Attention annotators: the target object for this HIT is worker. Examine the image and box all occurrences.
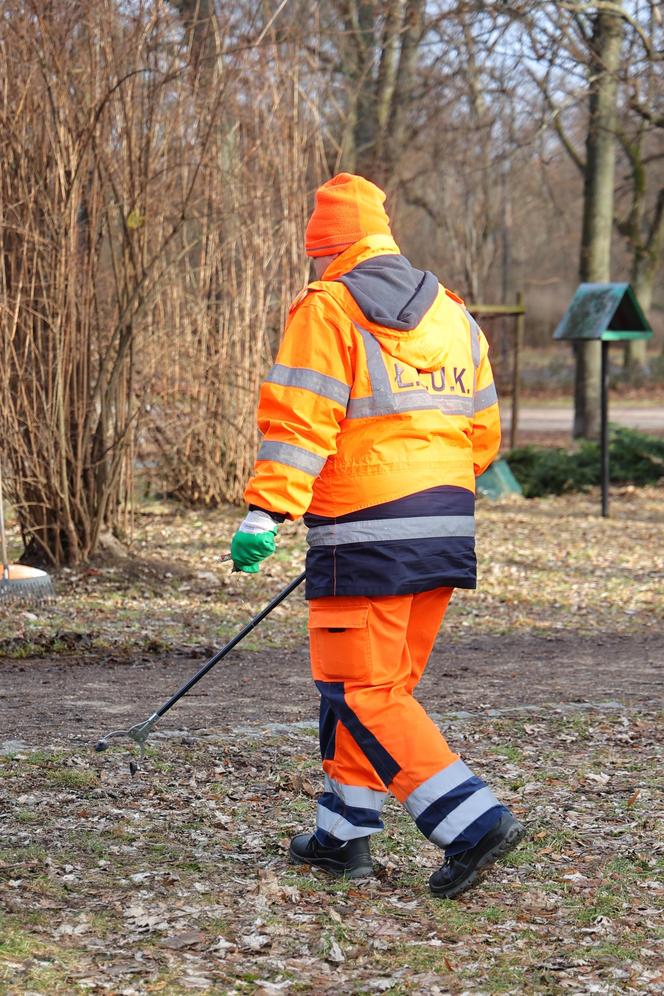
[230,173,525,898]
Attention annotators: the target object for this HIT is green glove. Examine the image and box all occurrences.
[230,511,278,573]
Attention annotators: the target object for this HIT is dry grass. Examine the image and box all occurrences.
[1,485,662,656]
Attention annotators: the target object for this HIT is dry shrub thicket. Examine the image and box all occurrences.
[0,1,318,564]
[148,58,313,506]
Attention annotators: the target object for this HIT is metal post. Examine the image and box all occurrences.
[601,341,610,517]
[510,291,524,450]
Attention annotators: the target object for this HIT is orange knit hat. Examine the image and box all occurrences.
[305,173,392,257]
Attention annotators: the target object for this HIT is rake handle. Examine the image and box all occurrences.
[154,570,306,720]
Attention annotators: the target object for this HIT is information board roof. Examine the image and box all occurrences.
[553,283,652,342]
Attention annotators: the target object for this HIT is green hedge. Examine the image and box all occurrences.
[506,426,664,498]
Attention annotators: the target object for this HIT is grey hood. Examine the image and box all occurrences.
[336,254,439,331]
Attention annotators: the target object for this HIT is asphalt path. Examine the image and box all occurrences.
[503,404,664,434]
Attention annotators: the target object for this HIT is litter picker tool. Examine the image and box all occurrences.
[0,461,54,605]
[95,569,306,775]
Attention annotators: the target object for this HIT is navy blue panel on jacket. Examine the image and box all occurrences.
[304,485,476,599]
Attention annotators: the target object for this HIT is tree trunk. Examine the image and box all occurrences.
[574,5,622,440]
[384,0,424,183]
[169,0,218,79]
[624,257,653,372]
[624,188,664,373]
[334,0,424,185]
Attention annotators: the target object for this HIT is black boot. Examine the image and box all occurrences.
[289,832,373,879]
[429,812,526,899]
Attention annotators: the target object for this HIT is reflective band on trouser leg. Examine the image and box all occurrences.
[310,589,511,853]
[309,590,460,842]
[400,588,509,854]
[404,760,508,855]
[315,774,388,847]
[315,650,388,846]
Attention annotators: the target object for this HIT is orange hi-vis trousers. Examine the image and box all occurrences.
[308,588,510,855]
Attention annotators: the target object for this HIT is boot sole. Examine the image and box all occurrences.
[430,820,527,899]
[288,845,373,880]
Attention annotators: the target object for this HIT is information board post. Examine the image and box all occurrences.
[553,283,652,517]
[601,341,609,518]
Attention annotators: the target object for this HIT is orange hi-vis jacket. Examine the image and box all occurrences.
[244,235,501,599]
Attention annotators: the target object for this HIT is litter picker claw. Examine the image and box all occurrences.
[94,569,306,775]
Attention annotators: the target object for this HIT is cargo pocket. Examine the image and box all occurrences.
[308,600,371,682]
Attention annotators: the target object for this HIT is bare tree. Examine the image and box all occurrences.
[575,3,623,438]
[395,7,528,304]
[514,0,662,433]
[0,0,171,563]
[322,0,426,185]
[615,3,664,373]
[143,1,320,506]
[0,0,320,563]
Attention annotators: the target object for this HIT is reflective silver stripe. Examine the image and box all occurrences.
[465,310,482,370]
[355,324,395,407]
[266,364,350,407]
[307,515,475,547]
[474,382,498,413]
[465,310,482,399]
[349,323,474,419]
[316,802,382,840]
[324,774,387,812]
[404,760,474,821]
[257,440,326,476]
[347,391,474,419]
[429,787,501,848]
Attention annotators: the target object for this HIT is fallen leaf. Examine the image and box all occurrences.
[239,932,272,951]
[326,939,345,964]
[159,930,205,950]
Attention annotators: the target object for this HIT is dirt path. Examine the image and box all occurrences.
[2,634,662,994]
[2,631,662,751]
